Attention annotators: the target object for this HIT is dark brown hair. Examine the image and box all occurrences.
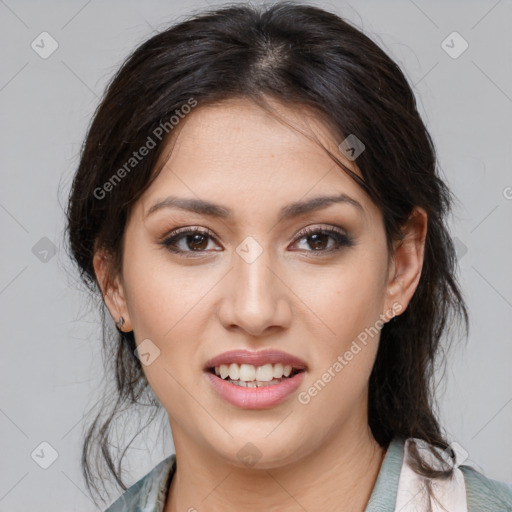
[64,1,468,506]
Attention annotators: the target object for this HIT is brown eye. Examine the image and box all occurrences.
[185,233,209,251]
[306,232,330,250]
[160,227,221,256]
[291,226,354,254]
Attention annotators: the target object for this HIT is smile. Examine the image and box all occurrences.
[204,348,307,408]
[212,362,299,385]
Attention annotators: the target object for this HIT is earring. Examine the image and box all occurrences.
[116,316,124,329]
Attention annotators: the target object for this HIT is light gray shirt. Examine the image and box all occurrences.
[104,437,512,511]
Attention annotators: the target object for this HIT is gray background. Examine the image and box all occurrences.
[1,0,511,510]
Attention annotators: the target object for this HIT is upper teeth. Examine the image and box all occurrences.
[215,363,293,381]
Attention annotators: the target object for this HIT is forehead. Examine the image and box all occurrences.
[134,97,375,222]
[158,97,354,173]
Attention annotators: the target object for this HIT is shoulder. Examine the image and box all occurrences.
[460,464,512,511]
[395,438,512,512]
[104,454,176,512]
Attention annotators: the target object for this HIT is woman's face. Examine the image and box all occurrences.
[95,97,420,469]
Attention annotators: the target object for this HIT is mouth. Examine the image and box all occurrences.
[203,349,307,409]
[207,363,305,388]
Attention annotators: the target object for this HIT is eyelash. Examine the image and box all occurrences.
[159,225,354,258]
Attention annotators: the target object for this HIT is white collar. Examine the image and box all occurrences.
[394,438,468,512]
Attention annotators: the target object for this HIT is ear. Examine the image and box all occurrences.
[92,248,133,332]
[384,206,428,318]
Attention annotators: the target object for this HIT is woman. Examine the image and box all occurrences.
[65,2,512,511]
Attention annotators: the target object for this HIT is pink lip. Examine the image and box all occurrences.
[206,370,306,409]
[204,349,308,409]
[204,348,307,370]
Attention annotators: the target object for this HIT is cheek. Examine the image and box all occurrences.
[296,245,388,390]
[305,250,388,335]
[122,246,208,338]
[296,270,384,429]
[120,250,210,412]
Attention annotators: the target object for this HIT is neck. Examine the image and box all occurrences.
[165,423,386,512]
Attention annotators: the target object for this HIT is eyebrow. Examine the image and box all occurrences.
[145,193,364,222]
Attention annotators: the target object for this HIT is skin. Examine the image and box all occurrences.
[94,97,427,512]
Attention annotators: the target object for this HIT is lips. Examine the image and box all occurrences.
[204,348,308,371]
[204,348,308,409]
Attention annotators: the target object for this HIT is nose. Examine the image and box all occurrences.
[216,241,292,337]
